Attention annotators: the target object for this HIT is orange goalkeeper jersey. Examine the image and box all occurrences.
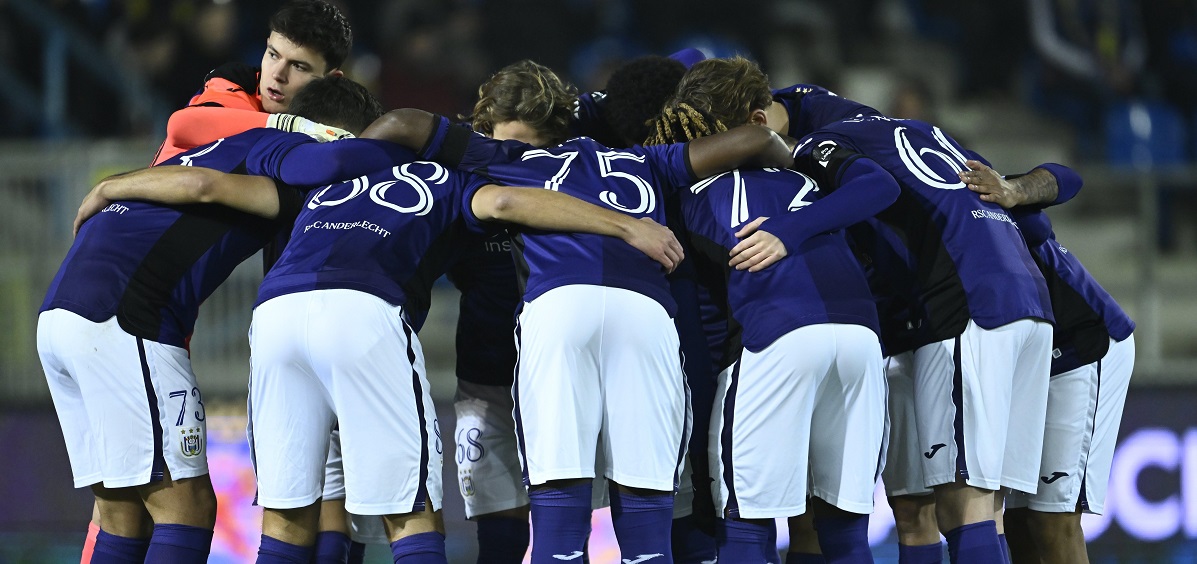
[151,77,269,165]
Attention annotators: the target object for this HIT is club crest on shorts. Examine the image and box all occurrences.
[459,469,475,497]
[179,427,204,458]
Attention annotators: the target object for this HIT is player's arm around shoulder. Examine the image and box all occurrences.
[686,124,794,178]
[360,108,441,154]
[75,166,281,235]
[470,184,684,273]
[959,160,1082,208]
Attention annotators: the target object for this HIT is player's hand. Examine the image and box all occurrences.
[625,217,684,274]
[266,113,355,142]
[730,216,787,272]
[203,61,259,94]
[960,160,1019,208]
[74,182,111,237]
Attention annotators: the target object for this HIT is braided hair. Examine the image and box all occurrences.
[644,102,728,146]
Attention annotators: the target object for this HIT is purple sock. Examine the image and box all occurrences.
[477,516,530,564]
[311,531,351,563]
[716,518,774,564]
[91,530,150,563]
[610,488,674,563]
[528,483,593,563]
[997,534,1010,564]
[813,513,873,563]
[897,542,943,564]
[390,531,447,563]
[945,521,1003,564]
[348,541,366,564]
[258,534,312,563]
[671,515,717,564]
[784,554,826,564]
[144,524,212,563]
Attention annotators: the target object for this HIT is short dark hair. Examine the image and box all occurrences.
[287,76,383,135]
[603,55,687,146]
[269,0,353,71]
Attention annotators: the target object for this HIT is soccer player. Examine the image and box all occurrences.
[575,51,731,563]
[451,54,709,563]
[43,76,409,564]
[441,61,575,562]
[361,78,793,563]
[151,0,354,165]
[960,162,1135,564]
[646,103,900,562]
[672,57,1070,564]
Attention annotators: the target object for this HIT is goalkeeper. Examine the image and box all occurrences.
[150,0,353,165]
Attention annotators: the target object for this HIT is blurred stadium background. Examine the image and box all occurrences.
[1,0,1196,561]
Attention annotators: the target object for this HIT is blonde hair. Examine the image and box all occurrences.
[645,102,728,146]
[469,60,578,145]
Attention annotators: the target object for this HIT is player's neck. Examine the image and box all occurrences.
[763,102,789,135]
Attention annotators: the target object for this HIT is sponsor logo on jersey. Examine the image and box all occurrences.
[924,443,947,459]
[553,551,585,560]
[816,141,838,167]
[179,427,204,458]
[1041,471,1069,484]
[484,238,513,253]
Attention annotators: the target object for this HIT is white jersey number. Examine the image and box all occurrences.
[894,126,970,190]
[596,151,655,214]
[522,149,657,214]
[306,161,448,216]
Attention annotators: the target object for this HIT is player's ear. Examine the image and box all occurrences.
[749,108,768,127]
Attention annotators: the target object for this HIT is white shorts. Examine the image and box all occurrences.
[711,323,886,519]
[348,512,389,545]
[880,352,932,497]
[323,427,346,500]
[1007,335,1135,514]
[319,428,393,545]
[514,285,690,492]
[248,289,442,515]
[914,318,1052,494]
[454,381,528,518]
[38,310,208,489]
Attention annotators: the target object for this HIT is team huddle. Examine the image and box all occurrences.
[36,2,1135,564]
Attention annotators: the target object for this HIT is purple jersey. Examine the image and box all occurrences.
[846,218,925,356]
[41,130,415,348]
[795,116,1053,340]
[680,167,880,356]
[421,116,695,316]
[771,83,880,138]
[255,158,491,330]
[1012,209,1134,374]
[446,232,520,386]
